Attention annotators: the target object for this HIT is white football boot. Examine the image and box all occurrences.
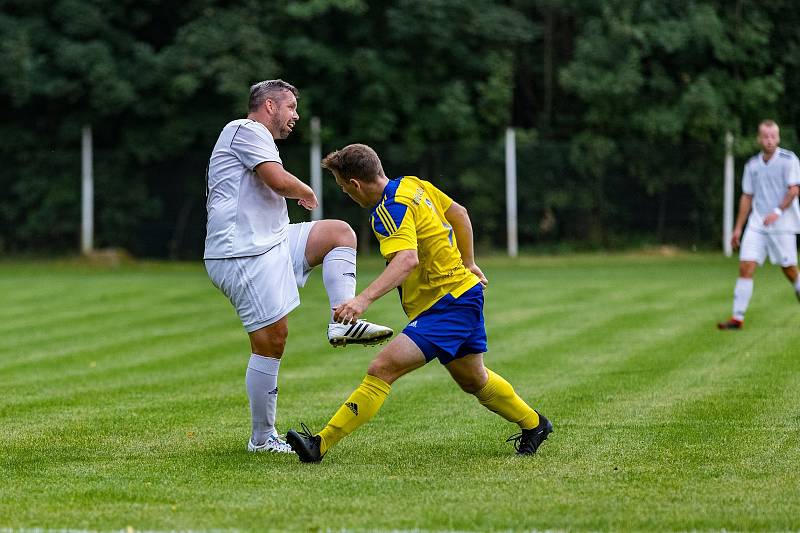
[247,433,294,454]
[327,320,394,347]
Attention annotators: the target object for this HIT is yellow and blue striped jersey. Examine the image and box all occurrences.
[371,176,480,320]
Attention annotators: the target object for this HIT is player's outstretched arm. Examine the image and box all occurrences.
[333,249,419,323]
[445,201,488,287]
[255,162,318,210]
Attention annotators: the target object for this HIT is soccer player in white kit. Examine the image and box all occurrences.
[204,80,393,452]
[717,120,800,330]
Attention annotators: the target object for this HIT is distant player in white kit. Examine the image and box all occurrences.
[204,80,393,452]
[718,120,800,330]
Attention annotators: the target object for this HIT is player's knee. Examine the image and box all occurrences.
[739,262,756,278]
[367,360,397,384]
[250,326,288,357]
[330,219,357,248]
[252,338,286,357]
[271,335,287,356]
[366,359,388,378]
[453,374,485,394]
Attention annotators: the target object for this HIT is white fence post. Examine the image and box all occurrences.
[81,125,94,254]
[310,117,323,221]
[505,127,518,258]
[723,131,734,257]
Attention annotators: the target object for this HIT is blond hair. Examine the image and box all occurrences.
[322,144,385,182]
[759,119,779,132]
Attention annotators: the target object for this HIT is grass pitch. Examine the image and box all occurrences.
[1,253,799,532]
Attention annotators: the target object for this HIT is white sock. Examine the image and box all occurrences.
[794,277,800,293]
[245,354,281,445]
[732,277,754,322]
[322,246,357,322]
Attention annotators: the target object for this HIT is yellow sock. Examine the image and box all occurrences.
[475,369,539,430]
[318,374,391,454]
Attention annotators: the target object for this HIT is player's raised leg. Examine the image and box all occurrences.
[301,220,393,346]
[445,353,552,455]
[286,334,426,462]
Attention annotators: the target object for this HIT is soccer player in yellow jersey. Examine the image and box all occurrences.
[287,143,552,462]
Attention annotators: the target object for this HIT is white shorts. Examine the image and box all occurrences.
[739,228,798,267]
[205,222,316,332]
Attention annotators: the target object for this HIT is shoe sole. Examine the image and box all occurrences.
[329,331,394,348]
[247,445,295,454]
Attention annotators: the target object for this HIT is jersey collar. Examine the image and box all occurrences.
[372,176,403,210]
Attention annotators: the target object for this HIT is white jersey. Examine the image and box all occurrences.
[742,148,800,234]
[204,119,289,259]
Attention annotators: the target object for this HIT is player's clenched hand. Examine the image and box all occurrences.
[333,295,369,324]
[466,263,488,288]
[298,191,318,211]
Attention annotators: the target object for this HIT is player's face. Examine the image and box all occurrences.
[334,173,368,207]
[268,93,299,140]
[758,125,780,154]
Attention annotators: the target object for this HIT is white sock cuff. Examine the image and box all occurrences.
[323,246,356,265]
[736,277,753,288]
[248,354,281,375]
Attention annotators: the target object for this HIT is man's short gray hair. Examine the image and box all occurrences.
[759,119,779,131]
[248,80,299,112]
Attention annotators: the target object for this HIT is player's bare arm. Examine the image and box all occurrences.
[444,201,488,287]
[763,185,800,226]
[255,161,318,210]
[333,249,419,323]
[731,193,753,249]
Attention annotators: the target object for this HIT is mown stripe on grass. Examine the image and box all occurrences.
[548,316,800,530]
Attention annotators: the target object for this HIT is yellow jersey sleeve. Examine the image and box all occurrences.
[372,197,418,258]
[421,179,454,213]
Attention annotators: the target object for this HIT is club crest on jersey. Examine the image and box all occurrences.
[412,188,424,205]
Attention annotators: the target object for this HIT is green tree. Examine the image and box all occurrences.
[3,0,800,255]
[559,0,793,244]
